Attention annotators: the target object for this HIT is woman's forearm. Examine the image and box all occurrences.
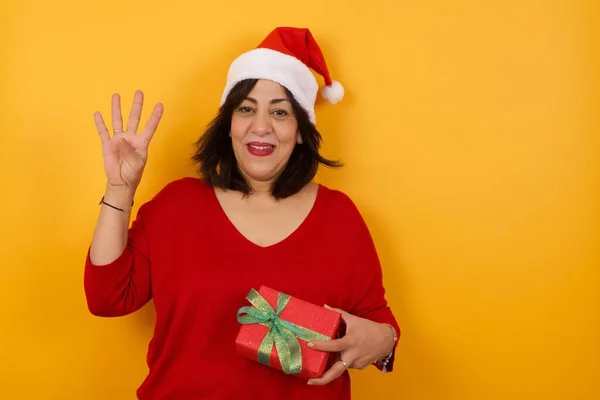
[89,185,135,265]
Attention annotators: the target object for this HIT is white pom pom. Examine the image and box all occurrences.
[321,80,344,104]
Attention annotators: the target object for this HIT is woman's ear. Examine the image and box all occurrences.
[296,131,303,144]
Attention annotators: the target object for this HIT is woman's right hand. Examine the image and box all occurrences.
[94,90,164,191]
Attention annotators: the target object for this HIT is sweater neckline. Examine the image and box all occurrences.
[207,182,325,251]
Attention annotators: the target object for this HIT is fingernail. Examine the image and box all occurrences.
[307,380,314,385]
[324,304,331,309]
[307,342,314,348]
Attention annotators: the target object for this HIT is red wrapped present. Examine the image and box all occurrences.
[235,285,342,379]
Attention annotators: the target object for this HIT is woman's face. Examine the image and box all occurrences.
[230,79,301,187]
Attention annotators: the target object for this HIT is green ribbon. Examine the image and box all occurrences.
[236,288,330,375]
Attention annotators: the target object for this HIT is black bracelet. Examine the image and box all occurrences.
[99,196,133,213]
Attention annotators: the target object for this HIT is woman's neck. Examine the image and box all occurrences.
[248,180,273,198]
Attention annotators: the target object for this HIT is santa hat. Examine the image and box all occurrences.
[220,27,344,124]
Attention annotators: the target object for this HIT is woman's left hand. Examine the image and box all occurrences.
[306,305,395,386]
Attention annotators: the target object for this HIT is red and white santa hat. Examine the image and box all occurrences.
[220,27,344,124]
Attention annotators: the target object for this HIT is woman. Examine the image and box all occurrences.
[85,27,399,400]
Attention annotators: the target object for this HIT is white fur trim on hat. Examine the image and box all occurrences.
[220,48,319,124]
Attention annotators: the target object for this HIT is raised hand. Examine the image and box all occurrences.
[94,90,163,190]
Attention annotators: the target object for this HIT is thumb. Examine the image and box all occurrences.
[324,304,352,321]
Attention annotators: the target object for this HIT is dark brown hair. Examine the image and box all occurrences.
[192,79,342,199]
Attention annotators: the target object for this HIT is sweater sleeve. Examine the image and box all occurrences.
[83,200,153,317]
[340,194,401,373]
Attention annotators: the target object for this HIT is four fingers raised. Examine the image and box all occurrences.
[95,90,163,143]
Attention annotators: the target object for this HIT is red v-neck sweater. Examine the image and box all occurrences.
[84,177,399,400]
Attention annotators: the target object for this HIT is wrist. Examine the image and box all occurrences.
[105,183,135,198]
[103,185,135,210]
[379,323,397,358]
[374,323,397,373]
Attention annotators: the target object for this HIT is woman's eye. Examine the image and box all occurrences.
[273,109,289,116]
[238,106,253,113]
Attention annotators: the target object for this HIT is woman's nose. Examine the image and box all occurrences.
[250,111,272,135]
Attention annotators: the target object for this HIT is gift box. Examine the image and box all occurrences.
[235,285,342,379]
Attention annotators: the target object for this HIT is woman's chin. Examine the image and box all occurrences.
[241,167,280,185]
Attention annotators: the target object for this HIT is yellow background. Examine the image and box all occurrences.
[1,1,598,399]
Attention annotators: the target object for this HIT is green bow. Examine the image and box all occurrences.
[237,288,330,375]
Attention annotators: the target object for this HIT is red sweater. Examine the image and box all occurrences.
[84,177,399,399]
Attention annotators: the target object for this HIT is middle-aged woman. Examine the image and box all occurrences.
[84,26,400,400]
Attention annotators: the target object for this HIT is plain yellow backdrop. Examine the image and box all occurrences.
[1,1,598,399]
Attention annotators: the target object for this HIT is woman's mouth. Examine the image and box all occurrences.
[247,142,275,156]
